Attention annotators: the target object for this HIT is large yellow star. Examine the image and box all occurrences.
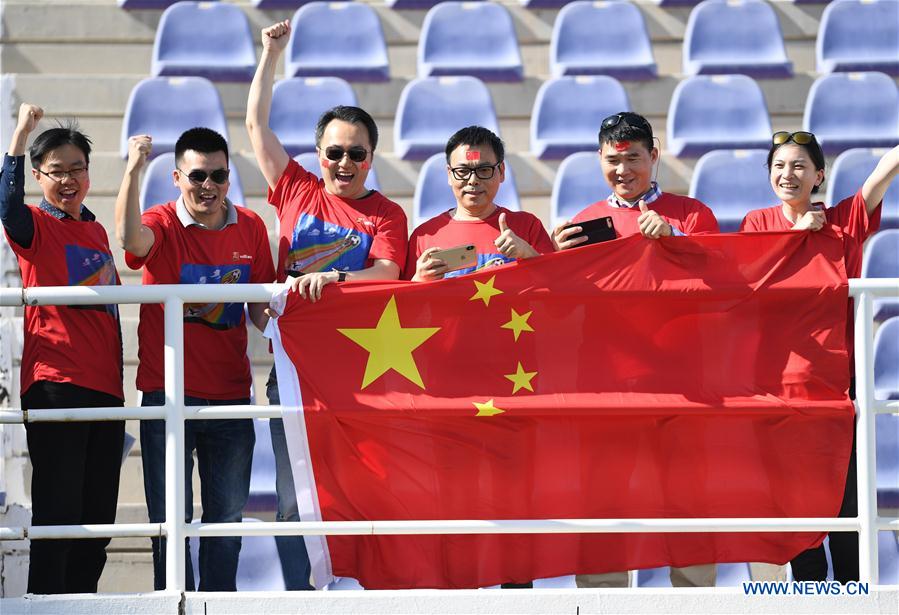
[501,308,534,341]
[473,399,505,417]
[470,275,504,307]
[338,295,440,389]
[505,362,537,394]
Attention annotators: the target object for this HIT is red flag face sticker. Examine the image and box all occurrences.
[614,141,631,152]
[465,150,481,162]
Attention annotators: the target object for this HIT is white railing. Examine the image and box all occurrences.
[0,280,897,590]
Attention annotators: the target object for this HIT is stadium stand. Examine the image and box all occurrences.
[828,148,899,228]
[549,1,657,79]
[285,2,389,82]
[549,151,607,228]
[394,76,499,160]
[292,152,382,192]
[667,75,772,157]
[412,152,521,227]
[530,76,630,160]
[862,229,899,322]
[269,77,358,157]
[151,1,256,82]
[418,2,523,81]
[816,0,899,75]
[120,76,229,159]
[139,152,247,213]
[688,149,773,232]
[118,0,181,8]
[683,0,792,77]
[253,0,336,7]
[803,71,899,155]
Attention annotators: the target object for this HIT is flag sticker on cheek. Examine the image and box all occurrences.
[614,141,631,152]
[321,159,331,168]
[360,161,370,170]
[465,150,480,162]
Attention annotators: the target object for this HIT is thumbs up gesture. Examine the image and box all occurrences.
[636,199,673,239]
[495,211,540,260]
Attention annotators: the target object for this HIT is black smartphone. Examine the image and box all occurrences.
[564,216,616,245]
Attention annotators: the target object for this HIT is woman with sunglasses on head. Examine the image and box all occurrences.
[740,133,899,583]
[0,103,125,594]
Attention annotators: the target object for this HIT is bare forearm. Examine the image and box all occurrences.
[114,168,151,256]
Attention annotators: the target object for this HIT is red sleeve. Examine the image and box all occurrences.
[739,211,761,232]
[682,199,720,235]
[249,212,276,283]
[368,201,409,270]
[267,158,320,216]
[829,189,881,248]
[124,205,168,270]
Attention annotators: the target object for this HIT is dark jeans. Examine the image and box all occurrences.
[140,391,254,591]
[22,381,124,594]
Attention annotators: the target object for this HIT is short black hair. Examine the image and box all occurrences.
[175,127,229,163]
[444,126,505,164]
[766,133,826,194]
[315,106,379,152]
[29,122,92,169]
[598,111,654,153]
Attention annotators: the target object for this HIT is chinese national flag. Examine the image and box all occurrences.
[270,232,854,589]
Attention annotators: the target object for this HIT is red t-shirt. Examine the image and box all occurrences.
[268,159,408,281]
[740,189,882,362]
[572,192,720,237]
[125,202,276,400]
[7,205,123,400]
[404,206,554,279]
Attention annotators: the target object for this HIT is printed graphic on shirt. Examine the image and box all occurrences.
[286,213,373,275]
[65,244,118,315]
[179,263,249,330]
[445,253,512,278]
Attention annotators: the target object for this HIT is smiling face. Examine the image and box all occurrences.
[769,143,825,210]
[599,139,658,202]
[32,143,90,216]
[318,119,372,200]
[446,143,504,220]
[173,149,230,227]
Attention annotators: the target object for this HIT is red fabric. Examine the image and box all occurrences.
[7,205,123,400]
[269,159,408,281]
[125,203,275,399]
[275,231,854,589]
[404,207,554,279]
[572,192,720,236]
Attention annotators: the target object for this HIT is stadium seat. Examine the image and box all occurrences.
[550,151,607,228]
[689,149,774,232]
[862,229,899,322]
[394,76,499,160]
[827,148,899,229]
[817,0,899,75]
[120,77,228,159]
[140,152,247,212]
[550,1,656,79]
[418,2,523,81]
[874,317,899,509]
[667,75,772,157]
[151,2,255,81]
[412,152,521,227]
[286,2,389,81]
[292,152,381,192]
[683,0,792,77]
[270,77,358,157]
[803,72,899,155]
[530,76,630,159]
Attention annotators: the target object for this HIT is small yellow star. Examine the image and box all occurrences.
[504,362,537,394]
[338,295,440,389]
[501,308,534,341]
[470,275,504,307]
[473,399,505,417]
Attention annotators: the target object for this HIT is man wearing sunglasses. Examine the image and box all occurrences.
[247,20,409,590]
[552,112,720,589]
[115,127,275,591]
[406,125,552,282]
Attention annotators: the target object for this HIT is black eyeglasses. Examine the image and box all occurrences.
[322,146,368,163]
[772,131,816,146]
[600,113,653,135]
[178,167,230,185]
[37,167,88,182]
[449,162,501,181]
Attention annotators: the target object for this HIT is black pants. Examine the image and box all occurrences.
[22,381,125,594]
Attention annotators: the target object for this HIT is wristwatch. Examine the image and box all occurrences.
[333,268,347,283]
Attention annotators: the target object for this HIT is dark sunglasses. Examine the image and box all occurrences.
[772,131,816,146]
[323,146,368,163]
[178,167,230,185]
[601,112,653,135]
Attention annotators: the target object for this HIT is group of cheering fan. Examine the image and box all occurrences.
[2,18,898,594]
